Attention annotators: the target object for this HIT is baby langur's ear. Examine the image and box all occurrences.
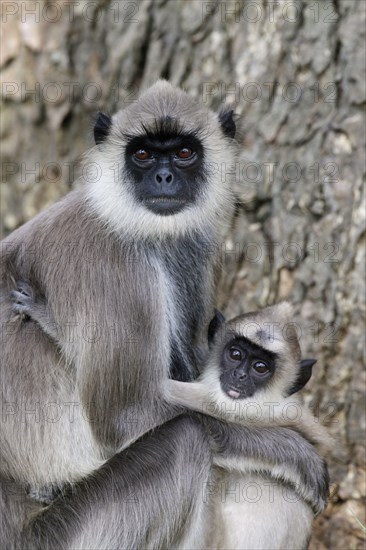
[287,359,317,396]
[218,109,236,139]
[208,309,226,348]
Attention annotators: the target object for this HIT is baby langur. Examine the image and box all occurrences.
[164,302,331,550]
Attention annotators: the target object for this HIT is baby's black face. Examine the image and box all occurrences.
[219,336,276,399]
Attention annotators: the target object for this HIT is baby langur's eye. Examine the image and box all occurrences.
[252,361,270,374]
[134,149,152,161]
[229,347,242,361]
[176,147,193,159]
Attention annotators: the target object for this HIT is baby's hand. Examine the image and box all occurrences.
[163,379,188,403]
[163,378,212,414]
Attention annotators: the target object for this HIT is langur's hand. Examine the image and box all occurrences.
[10,280,38,320]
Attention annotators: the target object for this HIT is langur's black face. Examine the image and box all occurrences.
[124,131,205,216]
[92,84,236,237]
[219,336,276,399]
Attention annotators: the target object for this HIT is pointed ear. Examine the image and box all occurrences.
[208,309,226,348]
[94,112,112,144]
[287,359,317,396]
[218,109,236,139]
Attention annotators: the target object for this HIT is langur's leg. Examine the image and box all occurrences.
[18,415,212,550]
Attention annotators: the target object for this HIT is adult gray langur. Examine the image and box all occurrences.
[0,81,328,549]
[165,303,331,549]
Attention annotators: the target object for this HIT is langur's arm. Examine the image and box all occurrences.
[164,379,213,412]
[288,410,333,455]
[9,275,179,447]
[200,415,329,516]
[19,416,212,550]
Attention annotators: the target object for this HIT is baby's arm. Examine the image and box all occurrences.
[163,379,212,413]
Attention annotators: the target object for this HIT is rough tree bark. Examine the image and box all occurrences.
[1,1,365,548]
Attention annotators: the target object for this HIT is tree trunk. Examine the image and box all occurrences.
[1,1,365,547]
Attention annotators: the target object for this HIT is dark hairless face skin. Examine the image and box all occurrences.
[219,336,276,399]
[124,132,205,216]
[208,309,317,399]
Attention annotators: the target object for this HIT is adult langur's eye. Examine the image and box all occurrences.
[176,147,193,159]
[134,149,152,161]
[252,361,269,374]
[229,347,242,361]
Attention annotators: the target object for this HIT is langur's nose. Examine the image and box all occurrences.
[233,367,247,380]
[155,170,174,185]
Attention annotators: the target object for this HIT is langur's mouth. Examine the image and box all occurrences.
[226,387,241,399]
[221,382,251,400]
[143,197,188,215]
